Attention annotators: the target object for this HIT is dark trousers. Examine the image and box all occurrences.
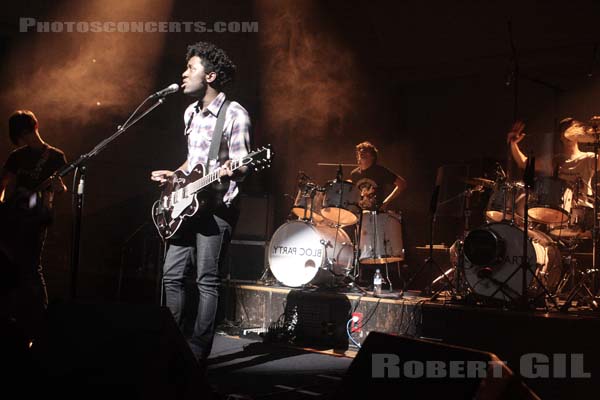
[1,222,48,342]
[162,212,233,361]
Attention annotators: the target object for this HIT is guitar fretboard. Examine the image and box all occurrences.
[187,158,243,194]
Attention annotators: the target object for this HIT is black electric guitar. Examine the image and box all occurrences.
[151,145,272,240]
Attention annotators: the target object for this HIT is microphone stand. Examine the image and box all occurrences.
[65,95,168,301]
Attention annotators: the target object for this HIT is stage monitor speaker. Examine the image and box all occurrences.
[333,332,539,400]
[224,240,267,281]
[24,303,215,400]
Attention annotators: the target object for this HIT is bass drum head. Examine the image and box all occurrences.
[463,222,541,301]
[268,220,353,287]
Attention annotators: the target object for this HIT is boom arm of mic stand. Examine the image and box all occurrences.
[67,97,166,301]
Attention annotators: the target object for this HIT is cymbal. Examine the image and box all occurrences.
[564,126,599,143]
[463,177,495,188]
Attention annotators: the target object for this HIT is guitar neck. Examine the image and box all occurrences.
[188,158,244,194]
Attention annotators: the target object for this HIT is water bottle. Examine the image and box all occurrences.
[373,269,382,296]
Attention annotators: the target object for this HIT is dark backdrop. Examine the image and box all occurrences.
[0,0,599,301]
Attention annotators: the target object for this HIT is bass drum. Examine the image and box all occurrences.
[268,220,354,287]
[462,222,562,302]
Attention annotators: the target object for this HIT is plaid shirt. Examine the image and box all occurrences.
[184,92,251,205]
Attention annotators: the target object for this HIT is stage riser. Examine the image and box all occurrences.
[222,283,600,399]
[222,283,422,349]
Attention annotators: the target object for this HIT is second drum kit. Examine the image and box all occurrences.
[456,166,596,306]
[268,169,405,289]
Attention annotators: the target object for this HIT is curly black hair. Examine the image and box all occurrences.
[186,42,236,89]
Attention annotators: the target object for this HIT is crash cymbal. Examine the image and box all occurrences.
[463,177,495,188]
[564,125,599,143]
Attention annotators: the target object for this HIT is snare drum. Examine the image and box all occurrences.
[321,180,360,226]
[268,220,354,287]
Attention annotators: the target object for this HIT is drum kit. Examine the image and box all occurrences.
[268,166,405,290]
[439,117,600,310]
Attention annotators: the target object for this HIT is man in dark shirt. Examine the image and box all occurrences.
[350,141,406,211]
[0,110,67,341]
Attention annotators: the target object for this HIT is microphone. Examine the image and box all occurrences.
[149,83,179,98]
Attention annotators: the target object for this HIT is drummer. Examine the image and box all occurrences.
[350,141,406,212]
[507,118,596,208]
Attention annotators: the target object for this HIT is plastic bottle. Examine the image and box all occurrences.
[373,269,382,296]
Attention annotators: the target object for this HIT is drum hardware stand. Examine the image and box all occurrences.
[347,210,365,286]
[489,155,559,310]
[591,117,600,298]
[561,117,600,310]
[430,185,478,301]
[559,253,599,311]
[342,218,370,295]
[403,183,456,298]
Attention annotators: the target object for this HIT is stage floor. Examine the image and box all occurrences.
[218,280,600,400]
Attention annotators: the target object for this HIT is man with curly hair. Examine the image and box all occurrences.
[151,42,251,363]
[351,141,406,212]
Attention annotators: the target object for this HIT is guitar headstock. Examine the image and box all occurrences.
[242,144,273,171]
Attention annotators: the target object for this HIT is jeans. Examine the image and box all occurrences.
[162,211,233,361]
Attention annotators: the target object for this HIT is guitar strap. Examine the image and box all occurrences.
[207,100,231,171]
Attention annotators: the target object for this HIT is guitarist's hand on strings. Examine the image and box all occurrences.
[48,175,67,194]
[219,160,234,179]
[151,170,174,184]
[219,160,249,182]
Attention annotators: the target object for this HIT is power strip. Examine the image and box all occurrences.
[242,327,267,335]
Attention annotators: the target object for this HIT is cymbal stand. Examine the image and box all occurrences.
[489,156,559,309]
[561,119,600,310]
[327,164,367,294]
[559,249,598,311]
[592,119,600,297]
